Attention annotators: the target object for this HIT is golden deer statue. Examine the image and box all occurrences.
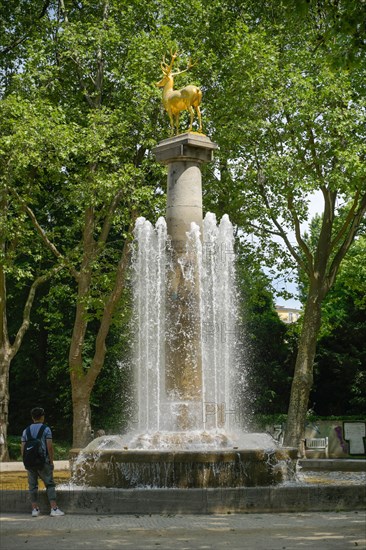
[156,51,202,135]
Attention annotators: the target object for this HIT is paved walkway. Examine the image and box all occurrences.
[1,511,365,549]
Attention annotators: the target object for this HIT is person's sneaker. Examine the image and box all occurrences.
[50,507,65,517]
[31,508,40,517]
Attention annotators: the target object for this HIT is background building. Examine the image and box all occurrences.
[275,305,301,324]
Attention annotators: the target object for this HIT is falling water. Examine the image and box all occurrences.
[130,212,242,447]
[71,134,298,488]
[131,216,167,433]
[73,215,296,489]
[201,213,238,432]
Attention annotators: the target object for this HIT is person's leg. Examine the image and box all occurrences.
[38,463,64,515]
[27,468,40,515]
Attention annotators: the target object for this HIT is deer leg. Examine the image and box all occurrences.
[168,112,174,136]
[195,106,202,133]
[188,106,194,132]
[175,114,180,135]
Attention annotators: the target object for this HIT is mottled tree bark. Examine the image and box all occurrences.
[283,288,322,449]
[0,260,54,460]
[69,203,130,448]
[283,189,366,450]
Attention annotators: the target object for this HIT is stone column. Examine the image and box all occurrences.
[153,133,217,429]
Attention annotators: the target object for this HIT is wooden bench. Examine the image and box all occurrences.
[304,437,329,458]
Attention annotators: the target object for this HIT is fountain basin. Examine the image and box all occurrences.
[73,447,298,488]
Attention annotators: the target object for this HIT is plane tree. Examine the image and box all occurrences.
[0,0,167,449]
[203,19,366,449]
[0,96,73,459]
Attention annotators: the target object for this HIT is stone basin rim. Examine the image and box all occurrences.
[77,448,298,461]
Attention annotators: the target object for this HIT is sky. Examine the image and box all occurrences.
[273,190,324,310]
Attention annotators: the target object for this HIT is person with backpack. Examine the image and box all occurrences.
[21,407,65,517]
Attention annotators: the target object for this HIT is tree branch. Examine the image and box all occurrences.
[94,1,109,106]
[58,0,97,108]
[247,222,282,238]
[330,188,361,252]
[97,189,124,249]
[0,0,51,56]
[10,189,80,280]
[287,191,314,273]
[86,228,133,388]
[68,205,96,380]
[327,191,366,290]
[314,185,337,285]
[59,0,69,23]
[306,125,324,180]
[0,263,9,353]
[10,265,63,359]
[257,171,311,275]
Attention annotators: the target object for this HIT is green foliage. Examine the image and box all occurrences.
[252,413,366,431]
[7,435,71,462]
[246,0,366,70]
[89,289,134,434]
[295,232,366,416]
[2,0,169,446]
[2,0,365,443]
[236,244,296,416]
[292,232,366,418]
[252,414,288,430]
[8,274,134,440]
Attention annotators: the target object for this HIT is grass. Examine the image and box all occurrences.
[0,470,71,490]
[3,436,72,491]
[7,435,71,462]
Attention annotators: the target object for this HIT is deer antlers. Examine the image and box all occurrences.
[160,50,196,77]
[161,50,178,75]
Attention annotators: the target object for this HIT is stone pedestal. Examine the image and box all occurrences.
[153,133,217,244]
[153,133,217,428]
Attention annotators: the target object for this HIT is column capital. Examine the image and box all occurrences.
[153,133,218,165]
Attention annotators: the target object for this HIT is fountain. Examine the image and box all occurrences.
[0,57,362,517]
[73,133,298,489]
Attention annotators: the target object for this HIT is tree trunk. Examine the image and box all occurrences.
[71,378,94,449]
[0,189,9,461]
[69,223,130,448]
[283,290,322,450]
[0,354,10,461]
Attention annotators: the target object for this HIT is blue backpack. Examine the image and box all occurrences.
[23,424,47,468]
